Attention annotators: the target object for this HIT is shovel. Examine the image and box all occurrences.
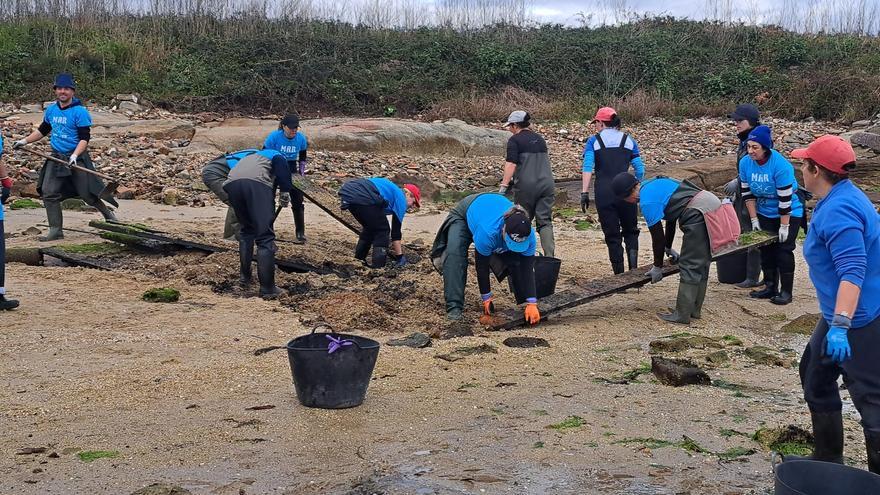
[19,146,121,207]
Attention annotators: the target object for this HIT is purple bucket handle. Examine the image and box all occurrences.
[326,335,354,354]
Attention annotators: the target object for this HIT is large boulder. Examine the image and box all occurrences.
[186,117,508,157]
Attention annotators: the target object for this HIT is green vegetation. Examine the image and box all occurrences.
[575,220,593,231]
[77,450,119,462]
[142,287,180,303]
[8,198,42,209]
[716,447,756,460]
[619,362,652,382]
[613,437,675,449]
[739,230,775,245]
[721,335,743,346]
[753,425,814,455]
[547,416,585,431]
[533,441,544,448]
[57,242,124,255]
[1,17,878,120]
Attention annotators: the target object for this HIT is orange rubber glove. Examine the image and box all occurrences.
[524,302,541,325]
[480,293,495,315]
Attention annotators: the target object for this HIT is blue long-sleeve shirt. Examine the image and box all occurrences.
[738,149,803,218]
[803,179,880,328]
[581,128,645,180]
[465,193,536,257]
[638,177,681,227]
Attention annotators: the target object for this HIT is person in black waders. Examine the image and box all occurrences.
[263,114,309,244]
[580,107,646,274]
[723,103,764,289]
[498,110,556,257]
[201,149,260,240]
[222,149,293,299]
[786,136,880,472]
[612,172,740,324]
[13,73,117,241]
[0,135,20,310]
[338,177,421,268]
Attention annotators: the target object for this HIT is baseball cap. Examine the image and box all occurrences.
[611,172,639,199]
[403,183,421,207]
[503,209,532,253]
[53,73,76,90]
[593,107,617,122]
[791,135,856,175]
[729,103,760,122]
[281,114,300,129]
[504,110,530,126]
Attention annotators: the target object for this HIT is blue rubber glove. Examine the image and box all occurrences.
[394,254,408,267]
[825,326,851,364]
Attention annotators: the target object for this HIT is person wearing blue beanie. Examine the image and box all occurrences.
[738,125,804,305]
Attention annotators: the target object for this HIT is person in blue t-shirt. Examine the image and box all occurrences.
[201,149,260,240]
[430,193,541,324]
[263,114,309,243]
[13,73,117,241]
[581,107,646,274]
[0,135,20,310]
[738,125,804,305]
[786,136,880,472]
[339,178,421,268]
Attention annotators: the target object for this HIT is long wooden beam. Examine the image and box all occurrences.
[293,177,360,235]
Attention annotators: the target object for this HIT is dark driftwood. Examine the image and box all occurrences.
[40,248,112,270]
[651,356,711,387]
[489,235,778,330]
[293,177,360,235]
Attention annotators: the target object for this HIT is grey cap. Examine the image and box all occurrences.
[504,110,530,126]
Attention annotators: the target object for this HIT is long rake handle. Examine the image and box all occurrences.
[19,146,118,182]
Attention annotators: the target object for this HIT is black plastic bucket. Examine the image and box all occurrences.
[286,329,380,409]
[508,256,562,304]
[716,250,747,284]
[775,459,880,494]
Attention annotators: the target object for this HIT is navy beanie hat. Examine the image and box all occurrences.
[747,125,773,150]
[53,73,76,90]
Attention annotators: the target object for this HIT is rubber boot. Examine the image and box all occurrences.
[771,272,794,305]
[292,205,306,244]
[38,202,64,241]
[735,249,763,288]
[627,248,639,271]
[611,262,625,275]
[354,238,370,262]
[538,224,555,259]
[446,307,463,321]
[93,201,117,221]
[691,279,708,319]
[0,295,19,311]
[750,271,778,299]
[866,430,880,474]
[658,282,700,324]
[370,246,387,269]
[784,411,844,464]
[256,248,285,299]
[238,243,254,287]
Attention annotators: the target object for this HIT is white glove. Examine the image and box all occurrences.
[13,139,28,149]
[278,192,291,208]
[498,184,508,195]
[751,218,761,231]
[68,154,78,167]
[645,265,664,284]
[665,247,680,263]
[778,223,790,243]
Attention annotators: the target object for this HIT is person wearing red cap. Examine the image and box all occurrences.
[786,136,880,472]
[338,177,420,268]
[581,107,646,274]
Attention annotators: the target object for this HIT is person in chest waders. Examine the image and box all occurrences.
[723,103,764,288]
[498,111,556,257]
[612,173,741,324]
[430,193,541,325]
[13,73,117,241]
[786,136,880,472]
[263,114,309,244]
[201,149,260,240]
[222,149,293,299]
[581,107,645,274]
[339,178,420,268]
[0,135,20,310]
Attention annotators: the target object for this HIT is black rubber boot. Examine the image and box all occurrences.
[94,201,117,221]
[238,242,253,287]
[866,430,880,474]
[611,262,625,275]
[0,295,19,311]
[354,238,370,262]
[771,272,794,305]
[691,279,708,319]
[658,282,700,324]
[256,248,285,299]
[784,411,844,464]
[750,272,778,299]
[736,249,763,288]
[370,246,387,269]
[38,202,64,241]
[627,249,639,271]
[292,205,306,244]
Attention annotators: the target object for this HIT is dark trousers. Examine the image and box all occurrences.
[223,180,277,255]
[288,187,304,209]
[349,204,391,249]
[442,214,473,314]
[800,315,880,433]
[757,215,802,275]
[0,220,5,289]
[597,200,639,264]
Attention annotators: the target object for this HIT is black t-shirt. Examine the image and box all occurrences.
[506,129,548,164]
